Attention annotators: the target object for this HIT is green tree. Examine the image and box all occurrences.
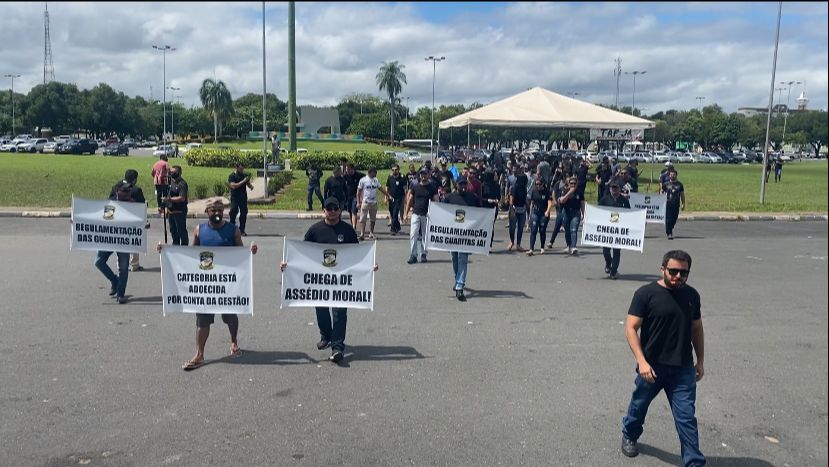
[786,110,828,157]
[199,78,233,143]
[23,82,81,135]
[375,61,407,142]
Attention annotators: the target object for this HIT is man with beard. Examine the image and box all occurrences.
[620,250,705,467]
[164,198,258,371]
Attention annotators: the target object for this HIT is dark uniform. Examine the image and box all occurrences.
[228,170,250,234]
[599,190,630,278]
[167,174,189,245]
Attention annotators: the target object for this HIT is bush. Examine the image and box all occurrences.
[185,147,266,168]
[212,182,227,197]
[286,150,395,170]
[194,184,209,199]
[267,171,294,196]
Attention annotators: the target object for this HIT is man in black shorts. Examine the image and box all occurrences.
[280,197,378,364]
[621,250,705,467]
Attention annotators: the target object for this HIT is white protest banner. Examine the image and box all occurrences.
[425,201,496,255]
[589,128,644,141]
[281,239,376,310]
[70,195,148,254]
[580,204,647,252]
[628,192,666,224]
[161,246,253,315]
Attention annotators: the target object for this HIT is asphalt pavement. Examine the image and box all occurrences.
[0,218,826,466]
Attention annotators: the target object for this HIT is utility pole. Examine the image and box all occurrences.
[425,55,446,158]
[4,74,21,135]
[780,80,801,147]
[288,1,297,151]
[613,56,622,109]
[168,86,180,141]
[625,70,646,115]
[695,96,705,111]
[153,44,176,145]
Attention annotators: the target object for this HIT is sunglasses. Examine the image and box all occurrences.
[325,205,340,211]
[666,268,690,278]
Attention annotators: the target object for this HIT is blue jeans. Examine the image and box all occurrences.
[451,251,469,290]
[95,251,130,297]
[315,307,347,351]
[508,210,526,246]
[549,206,564,246]
[561,209,581,248]
[529,210,549,250]
[622,365,705,467]
[307,184,323,210]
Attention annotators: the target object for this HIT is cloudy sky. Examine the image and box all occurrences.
[1,2,826,115]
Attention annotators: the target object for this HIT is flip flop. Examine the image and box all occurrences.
[229,345,242,358]
[182,358,205,371]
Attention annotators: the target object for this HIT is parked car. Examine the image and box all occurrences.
[181,142,202,154]
[406,150,424,162]
[674,152,694,163]
[57,139,98,155]
[704,152,722,163]
[102,143,129,156]
[42,141,60,153]
[152,144,176,157]
[718,151,737,164]
[0,141,23,152]
[779,153,792,161]
[17,138,49,153]
[54,135,72,144]
[652,151,670,163]
[11,134,33,144]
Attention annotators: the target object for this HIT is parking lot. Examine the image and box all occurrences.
[0,217,826,466]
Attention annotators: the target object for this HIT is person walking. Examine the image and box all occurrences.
[95,181,136,304]
[164,165,189,246]
[599,181,630,278]
[404,169,439,264]
[151,154,170,215]
[109,169,149,271]
[280,197,377,364]
[305,164,324,211]
[386,164,407,235]
[547,177,568,250]
[621,250,705,467]
[661,168,685,240]
[527,178,553,256]
[595,156,614,202]
[507,169,529,252]
[443,179,480,301]
[344,164,365,226]
[356,166,388,240]
[774,158,783,183]
[557,176,584,256]
[323,166,347,208]
[162,198,258,371]
[227,163,254,236]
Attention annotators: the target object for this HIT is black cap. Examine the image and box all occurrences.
[323,197,340,210]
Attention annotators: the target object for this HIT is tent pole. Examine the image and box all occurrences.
[468,124,470,148]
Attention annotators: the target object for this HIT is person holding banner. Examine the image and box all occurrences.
[443,179,481,301]
[160,198,258,371]
[405,169,439,264]
[95,181,136,304]
[280,197,377,363]
[661,168,685,240]
[620,250,705,467]
[599,181,631,279]
[109,169,149,272]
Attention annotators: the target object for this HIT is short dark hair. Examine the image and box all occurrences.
[171,165,182,173]
[115,180,133,192]
[662,250,692,268]
[123,169,138,183]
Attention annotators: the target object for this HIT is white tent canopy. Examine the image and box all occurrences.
[439,87,654,130]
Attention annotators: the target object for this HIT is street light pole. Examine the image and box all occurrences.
[405,96,410,140]
[167,86,180,141]
[780,80,801,148]
[425,55,445,158]
[153,44,175,145]
[624,70,646,115]
[4,74,21,136]
[695,96,705,111]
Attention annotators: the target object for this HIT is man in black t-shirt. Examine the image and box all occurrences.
[661,168,685,240]
[621,250,705,467]
[323,166,347,207]
[386,164,407,235]
[228,163,254,236]
[109,169,149,271]
[599,181,630,278]
[305,164,324,211]
[164,165,189,245]
[343,164,365,226]
[280,197,377,364]
[404,170,439,264]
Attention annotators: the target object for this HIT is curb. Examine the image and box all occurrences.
[3,210,826,222]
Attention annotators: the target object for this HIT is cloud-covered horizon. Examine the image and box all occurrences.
[1,1,825,115]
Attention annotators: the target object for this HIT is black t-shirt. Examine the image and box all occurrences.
[439,170,455,192]
[561,190,582,214]
[443,191,479,207]
[306,167,323,186]
[344,171,364,198]
[168,178,188,212]
[481,181,500,209]
[596,165,613,185]
[303,220,359,244]
[628,281,702,367]
[228,171,249,200]
[599,193,630,209]
[509,183,528,208]
[529,185,551,212]
[386,174,407,199]
[324,175,347,203]
[410,182,438,216]
[662,180,684,206]
[109,181,146,204]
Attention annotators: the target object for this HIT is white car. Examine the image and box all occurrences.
[0,141,22,151]
[17,138,49,153]
[42,141,60,153]
[181,142,202,154]
[675,153,694,163]
[407,151,424,162]
[652,151,670,163]
[153,145,176,157]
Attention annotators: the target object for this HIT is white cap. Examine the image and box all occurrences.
[665,161,673,166]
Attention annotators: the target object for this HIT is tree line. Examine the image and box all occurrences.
[0,78,825,157]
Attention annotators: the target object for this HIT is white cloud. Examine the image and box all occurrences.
[0,1,825,115]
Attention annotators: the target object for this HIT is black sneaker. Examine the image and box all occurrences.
[116,296,128,304]
[668,234,674,240]
[621,436,638,457]
[455,290,467,302]
[605,266,611,274]
[316,340,330,350]
[131,265,144,272]
[407,256,417,264]
[329,350,344,363]
[420,254,427,263]
[109,285,117,296]
[240,231,248,237]
[610,272,618,280]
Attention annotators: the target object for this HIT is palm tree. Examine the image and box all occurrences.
[376,61,407,143]
[199,78,233,143]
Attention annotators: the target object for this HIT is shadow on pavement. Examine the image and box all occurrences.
[344,345,427,363]
[638,444,775,467]
[607,273,660,282]
[126,295,163,304]
[464,288,532,299]
[225,350,317,365]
